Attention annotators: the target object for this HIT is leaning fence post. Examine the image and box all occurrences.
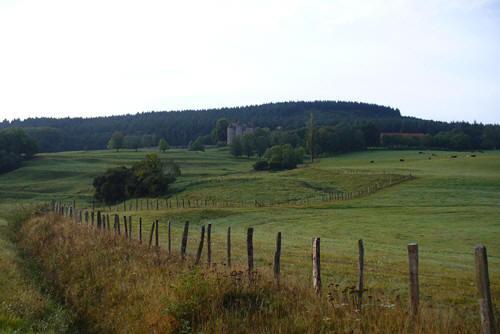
[207,223,212,266]
[357,239,365,311]
[195,225,206,265]
[181,221,189,260]
[123,216,128,238]
[139,217,142,243]
[475,245,496,334]
[155,220,159,248]
[227,227,231,268]
[148,222,155,248]
[247,228,254,279]
[274,232,282,286]
[408,243,419,317]
[312,237,321,295]
[168,221,171,254]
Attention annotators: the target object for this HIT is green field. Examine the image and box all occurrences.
[0,148,499,316]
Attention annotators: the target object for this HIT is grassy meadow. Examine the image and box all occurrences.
[0,147,499,332]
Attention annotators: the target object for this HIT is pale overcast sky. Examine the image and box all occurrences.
[0,0,499,123]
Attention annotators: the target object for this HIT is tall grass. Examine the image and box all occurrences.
[17,213,488,333]
[0,206,75,333]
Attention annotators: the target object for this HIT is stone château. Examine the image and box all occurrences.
[227,122,254,144]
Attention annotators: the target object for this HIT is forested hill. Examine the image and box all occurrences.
[1,101,401,152]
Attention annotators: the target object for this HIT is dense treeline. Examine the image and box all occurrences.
[1,101,400,152]
[0,128,38,174]
[229,120,500,163]
[2,101,499,154]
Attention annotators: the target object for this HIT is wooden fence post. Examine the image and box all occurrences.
[274,232,282,286]
[148,222,155,248]
[227,227,231,268]
[128,216,132,240]
[195,225,205,265]
[106,214,110,230]
[84,211,89,224]
[114,214,119,235]
[155,220,159,248]
[168,221,171,254]
[408,243,419,317]
[312,238,321,295]
[97,211,101,229]
[247,228,254,278]
[139,217,142,243]
[123,216,128,238]
[207,223,212,266]
[475,245,496,334]
[181,221,189,260]
[357,239,365,311]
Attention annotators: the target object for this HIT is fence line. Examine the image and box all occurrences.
[50,201,496,332]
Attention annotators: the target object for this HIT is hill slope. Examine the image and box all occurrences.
[1,101,401,151]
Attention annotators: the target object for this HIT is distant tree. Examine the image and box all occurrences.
[229,136,243,157]
[124,135,141,151]
[253,128,271,157]
[107,132,124,151]
[212,118,229,143]
[0,128,38,158]
[306,113,317,162]
[131,154,177,196]
[361,122,380,147]
[158,138,169,152]
[241,133,255,158]
[189,137,205,151]
[0,128,37,174]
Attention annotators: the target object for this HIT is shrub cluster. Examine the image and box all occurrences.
[253,144,305,171]
[93,154,180,204]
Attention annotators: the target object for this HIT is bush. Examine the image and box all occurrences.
[261,144,304,171]
[93,154,179,204]
[253,160,269,171]
[93,166,134,204]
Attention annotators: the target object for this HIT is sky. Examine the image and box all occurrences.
[0,0,499,123]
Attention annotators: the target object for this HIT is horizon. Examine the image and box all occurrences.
[1,0,499,123]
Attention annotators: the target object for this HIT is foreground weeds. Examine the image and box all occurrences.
[18,214,486,333]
